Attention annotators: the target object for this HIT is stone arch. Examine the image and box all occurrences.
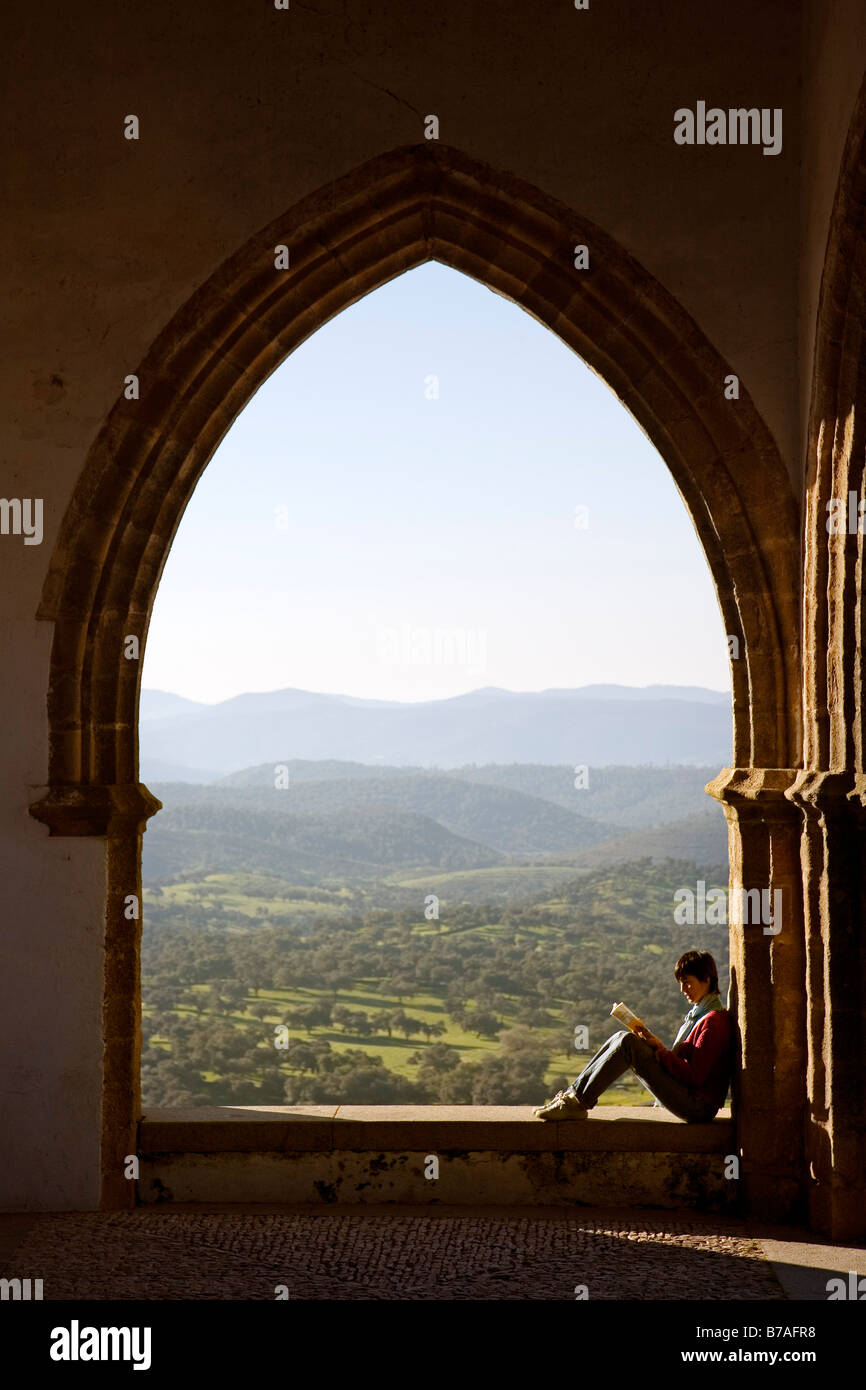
[29,142,801,1207]
[34,143,799,816]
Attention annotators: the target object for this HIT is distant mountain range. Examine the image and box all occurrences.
[138,683,732,781]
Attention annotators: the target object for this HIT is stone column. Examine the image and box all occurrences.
[706,768,807,1223]
[787,772,866,1242]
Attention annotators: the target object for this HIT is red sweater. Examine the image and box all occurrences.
[656,1009,732,1111]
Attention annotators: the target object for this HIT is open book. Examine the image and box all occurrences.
[610,1001,646,1032]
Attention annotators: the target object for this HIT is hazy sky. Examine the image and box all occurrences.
[143,262,731,705]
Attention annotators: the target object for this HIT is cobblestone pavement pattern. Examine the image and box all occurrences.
[6,1209,786,1300]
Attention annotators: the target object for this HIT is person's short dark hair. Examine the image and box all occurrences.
[675,950,719,995]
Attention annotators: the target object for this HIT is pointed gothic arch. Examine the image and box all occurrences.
[29,142,801,1207]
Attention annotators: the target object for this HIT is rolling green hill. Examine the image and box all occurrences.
[544,810,727,871]
[140,858,732,1108]
[207,767,621,851]
[216,758,724,831]
[144,761,726,886]
[143,801,503,883]
[448,763,723,827]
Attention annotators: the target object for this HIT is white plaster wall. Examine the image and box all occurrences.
[0,609,106,1210]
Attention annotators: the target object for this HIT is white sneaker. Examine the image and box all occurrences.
[534,1090,589,1120]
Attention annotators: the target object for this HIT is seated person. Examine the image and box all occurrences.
[534,949,732,1122]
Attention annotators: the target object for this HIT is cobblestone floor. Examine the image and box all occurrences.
[2,1207,787,1300]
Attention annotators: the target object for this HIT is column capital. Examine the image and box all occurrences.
[29,783,163,837]
[786,769,866,815]
[705,767,802,817]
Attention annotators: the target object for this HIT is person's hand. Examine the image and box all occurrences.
[633,1023,664,1050]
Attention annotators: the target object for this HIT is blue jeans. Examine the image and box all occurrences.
[571,1027,719,1122]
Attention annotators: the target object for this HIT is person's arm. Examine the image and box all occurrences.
[656,1013,729,1088]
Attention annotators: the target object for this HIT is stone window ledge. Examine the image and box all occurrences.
[140,1105,734,1155]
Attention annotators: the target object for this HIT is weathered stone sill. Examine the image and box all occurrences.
[137,1106,736,1210]
[140,1104,733,1153]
